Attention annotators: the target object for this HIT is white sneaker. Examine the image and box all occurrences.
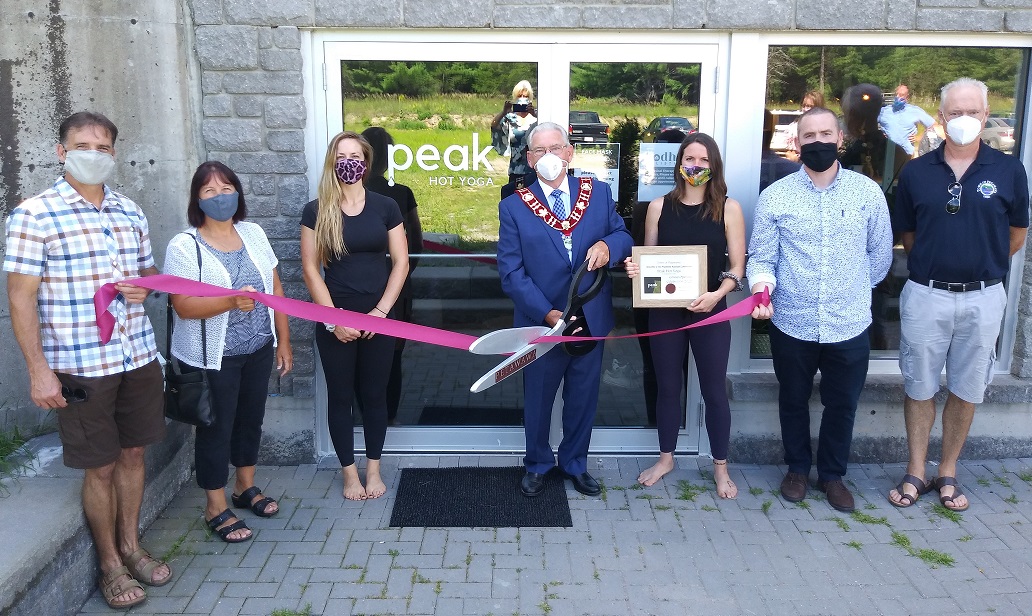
[602,359,637,389]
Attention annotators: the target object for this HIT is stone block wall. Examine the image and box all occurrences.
[186,0,1032,392]
[192,18,312,396]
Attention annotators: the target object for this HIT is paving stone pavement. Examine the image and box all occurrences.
[76,457,1032,616]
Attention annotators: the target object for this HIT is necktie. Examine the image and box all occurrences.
[550,189,566,220]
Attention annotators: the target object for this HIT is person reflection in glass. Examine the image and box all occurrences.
[761,109,801,192]
[492,80,538,186]
[361,127,424,425]
[839,83,909,351]
[624,133,746,497]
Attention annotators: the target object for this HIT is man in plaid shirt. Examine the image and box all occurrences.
[4,112,171,608]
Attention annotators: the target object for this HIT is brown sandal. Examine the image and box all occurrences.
[100,565,146,609]
[935,476,970,512]
[889,473,934,508]
[123,547,172,587]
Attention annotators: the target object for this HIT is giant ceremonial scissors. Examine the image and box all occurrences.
[468,260,608,393]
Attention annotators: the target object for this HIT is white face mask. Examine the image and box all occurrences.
[64,149,115,185]
[945,115,983,146]
[535,152,566,182]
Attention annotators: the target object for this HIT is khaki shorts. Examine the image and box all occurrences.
[54,359,166,469]
[899,280,1006,404]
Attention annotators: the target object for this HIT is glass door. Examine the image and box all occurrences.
[313,33,725,457]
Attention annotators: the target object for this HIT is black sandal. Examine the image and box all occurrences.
[231,486,278,517]
[206,509,252,543]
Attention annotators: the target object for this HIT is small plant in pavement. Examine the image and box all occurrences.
[891,531,955,567]
[676,480,707,501]
[932,503,964,523]
[850,510,888,526]
[270,604,312,616]
[827,517,850,532]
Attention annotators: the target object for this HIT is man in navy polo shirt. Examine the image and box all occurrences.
[888,78,1030,512]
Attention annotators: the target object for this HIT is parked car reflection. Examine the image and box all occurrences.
[641,116,696,142]
[768,109,801,154]
[982,116,1015,154]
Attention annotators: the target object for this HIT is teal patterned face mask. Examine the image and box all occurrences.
[680,165,711,187]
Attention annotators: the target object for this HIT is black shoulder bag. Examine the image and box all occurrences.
[164,233,215,427]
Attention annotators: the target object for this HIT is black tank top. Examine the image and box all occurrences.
[656,195,727,293]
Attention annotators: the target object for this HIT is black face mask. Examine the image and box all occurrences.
[799,141,839,173]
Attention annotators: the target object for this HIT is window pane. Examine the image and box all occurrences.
[752,45,1028,360]
[568,61,702,427]
[339,60,537,426]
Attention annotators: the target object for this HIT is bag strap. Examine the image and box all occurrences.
[167,232,208,369]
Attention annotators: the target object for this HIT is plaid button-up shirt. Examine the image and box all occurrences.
[4,177,158,376]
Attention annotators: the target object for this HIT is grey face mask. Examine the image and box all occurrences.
[198,192,239,222]
[63,149,115,185]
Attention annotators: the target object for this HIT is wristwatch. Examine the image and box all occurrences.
[324,323,336,332]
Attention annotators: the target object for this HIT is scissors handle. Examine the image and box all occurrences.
[561,259,608,323]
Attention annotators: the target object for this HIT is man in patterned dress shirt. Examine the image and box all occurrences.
[5,112,171,608]
[747,107,893,513]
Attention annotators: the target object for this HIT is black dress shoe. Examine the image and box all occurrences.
[562,471,602,497]
[521,472,547,497]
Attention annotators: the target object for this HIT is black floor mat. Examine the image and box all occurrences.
[389,466,572,527]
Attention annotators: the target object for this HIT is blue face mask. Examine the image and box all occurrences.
[892,97,906,112]
[198,192,239,222]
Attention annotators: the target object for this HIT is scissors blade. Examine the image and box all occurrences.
[470,322,564,393]
[468,326,551,355]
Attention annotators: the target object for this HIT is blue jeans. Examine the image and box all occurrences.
[769,325,870,481]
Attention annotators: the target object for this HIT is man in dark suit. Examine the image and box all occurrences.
[497,122,632,497]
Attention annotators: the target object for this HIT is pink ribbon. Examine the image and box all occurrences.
[95,275,769,352]
[94,274,479,351]
[532,287,770,344]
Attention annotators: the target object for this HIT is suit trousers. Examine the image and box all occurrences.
[769,325,870,481]
[522,343,604,476]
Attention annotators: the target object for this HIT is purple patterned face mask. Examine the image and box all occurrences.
[335,158,366,185]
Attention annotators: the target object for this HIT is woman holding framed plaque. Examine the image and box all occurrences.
[624,133,746,497]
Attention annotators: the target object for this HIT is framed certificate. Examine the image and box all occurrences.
[630,245,708,308]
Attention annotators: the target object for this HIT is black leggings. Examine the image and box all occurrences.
[188,341,274,490]
[316,295,393,467]
[648,302,732,459]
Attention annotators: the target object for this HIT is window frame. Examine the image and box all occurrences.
[725,31,1032,376]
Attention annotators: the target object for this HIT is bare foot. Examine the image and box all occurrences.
[638,453,675,487]
[365,459,387,499]
[342,464,366,500]
[713,460,737,499]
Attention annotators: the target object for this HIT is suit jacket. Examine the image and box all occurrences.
[497,176,632,336]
